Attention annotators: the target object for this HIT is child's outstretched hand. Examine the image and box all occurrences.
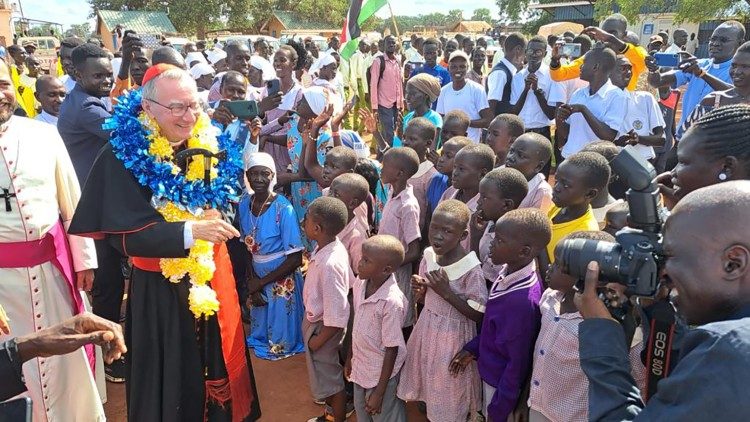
[365,390,384,415]
[410,275,427,304]
[449,350,475,376]
[312,104,334,130]
[424,269,453,299]
[331,96,357,131]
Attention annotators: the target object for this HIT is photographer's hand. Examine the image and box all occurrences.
[574,262,616,321]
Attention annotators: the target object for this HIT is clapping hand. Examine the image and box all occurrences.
[524,73,538,91]
[423,269,453,300]
[331,97,356,131]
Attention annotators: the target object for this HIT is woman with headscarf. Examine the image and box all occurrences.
[394,73,444,148]
[258,40,307,176]
[310,52,345,115]
[239,152,306,360]
[282,87,335,235]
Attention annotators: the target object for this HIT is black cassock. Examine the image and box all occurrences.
[70,145,261,422]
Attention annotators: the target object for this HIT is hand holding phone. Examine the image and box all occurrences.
[225,100,260,120]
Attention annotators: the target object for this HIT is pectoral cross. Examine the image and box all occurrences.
[1,187,15,212]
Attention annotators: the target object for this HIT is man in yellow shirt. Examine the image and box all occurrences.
[550,13,647,91]
[7,44,36,117]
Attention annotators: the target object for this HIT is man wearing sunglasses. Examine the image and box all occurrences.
[647,21,745,131]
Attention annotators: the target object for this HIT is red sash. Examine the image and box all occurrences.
[132,244,253,422]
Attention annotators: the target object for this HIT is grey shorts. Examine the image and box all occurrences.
[303,318,346,400]
[353,375,406,422]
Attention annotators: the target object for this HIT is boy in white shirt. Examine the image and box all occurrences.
[611,56,666,161]
[555,46,629,158]
[436,51,493,143]
[486,33,526,116]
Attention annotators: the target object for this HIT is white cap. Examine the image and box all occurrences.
[186,51,207,66]
[189,62,215,80]
[207,48,227,65]
[449,50,471,63]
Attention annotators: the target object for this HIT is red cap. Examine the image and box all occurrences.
[141,63,179,86]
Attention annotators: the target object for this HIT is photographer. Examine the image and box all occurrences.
[575,181,750,420]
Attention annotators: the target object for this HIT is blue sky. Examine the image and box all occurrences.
[19,0,499,30]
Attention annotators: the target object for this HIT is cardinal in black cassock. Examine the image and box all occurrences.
[69,65,261,422]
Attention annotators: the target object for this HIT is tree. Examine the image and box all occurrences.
[447,9,464,24]
[471,8,493,24]
[594,0,746,23]
[67,23,93,39]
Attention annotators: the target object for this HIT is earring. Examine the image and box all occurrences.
[719,172,728,181]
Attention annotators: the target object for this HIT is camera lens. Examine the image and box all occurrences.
[559,238,622,285]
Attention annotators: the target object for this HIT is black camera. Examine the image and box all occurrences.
[559,146,665,297]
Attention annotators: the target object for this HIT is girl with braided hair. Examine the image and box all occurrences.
[658,104,750,209]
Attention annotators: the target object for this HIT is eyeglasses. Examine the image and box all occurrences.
[145,98,200,117]
[526,48,546,56]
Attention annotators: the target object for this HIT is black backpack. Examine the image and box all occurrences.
[365,55,386,93]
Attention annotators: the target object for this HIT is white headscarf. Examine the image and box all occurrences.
[207,48,227,65]
[250,56,277,81]
[309,53,337,76]
[244,152,277,193]
[189,62,215,80]
[302,86,328,116]
[186,51,207,66]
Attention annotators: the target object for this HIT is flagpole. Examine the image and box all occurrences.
[387,1,400,41]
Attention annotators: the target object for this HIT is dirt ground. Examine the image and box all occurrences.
[103,353,425,421]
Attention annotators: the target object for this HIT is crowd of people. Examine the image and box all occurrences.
[1,11,750,422]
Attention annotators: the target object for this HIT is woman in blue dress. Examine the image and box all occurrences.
[393,73,444,148]
[284,87,333,248]
[239,152,306,360]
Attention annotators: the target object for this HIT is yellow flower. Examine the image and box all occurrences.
[188,284,221,318]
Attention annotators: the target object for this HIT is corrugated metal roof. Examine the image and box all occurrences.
[97,10,177,34]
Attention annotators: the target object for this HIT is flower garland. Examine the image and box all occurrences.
[105,90,243,319]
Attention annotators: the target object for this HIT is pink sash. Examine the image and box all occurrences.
[0,220,93,367]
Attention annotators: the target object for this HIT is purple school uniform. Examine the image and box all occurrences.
[463,260,542,422]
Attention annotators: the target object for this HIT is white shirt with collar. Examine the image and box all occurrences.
[34,110,58,126]
[510,65,566,129]
[60,74,76,94]
[664,44,683,54]
[563,79,629,158]
[620,90,666,160]
[486,57,519,101]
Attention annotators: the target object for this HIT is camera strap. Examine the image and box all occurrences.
[643,299,676,401]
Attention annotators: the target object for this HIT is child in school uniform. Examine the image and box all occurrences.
[327,173,371,275]
[302,197,355,422]
[346,235,409,422]
[545,152,610,266]
[451,208,551,422]
[581,140,626,228]
[403,117,439,230]
[426,136,473,218]
[304,143,359,189]
[398,200,488,422]
[440,143,495,250]
[530,230,646,422]
[378,147,422,327]
[485,114,525,167]
[471,167,529,287]
[505,132,554,213]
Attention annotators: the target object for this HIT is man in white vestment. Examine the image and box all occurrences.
[0,57,105,421]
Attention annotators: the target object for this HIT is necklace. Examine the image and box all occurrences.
[245,193,275,254]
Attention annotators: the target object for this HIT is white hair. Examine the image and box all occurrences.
[141,67,197,102]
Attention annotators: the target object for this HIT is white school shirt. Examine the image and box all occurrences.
[563,77,588,103]
[436,80,490,142]
[562,80,629,158]
[510,66,566,129]
[486,57,518,102]
[620,90,666,160]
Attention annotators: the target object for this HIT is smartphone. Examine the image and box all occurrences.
[266,79,281,97]
[0,397,32,422]
[224,100,259,120]
[561,43,582,59]
[653,53,680,67]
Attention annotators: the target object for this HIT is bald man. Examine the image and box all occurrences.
[151,46,187,70]
[577,180,750,420]
[34,75,66,126]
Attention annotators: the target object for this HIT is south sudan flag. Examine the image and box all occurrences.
[340,0,388,59]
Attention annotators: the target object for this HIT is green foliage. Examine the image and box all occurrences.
[495,0,535,22]
[521,13,553,36]
[447,9,465,24]
[66,23,92,38]
[594,0,747,23]
[471,8,494,24]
